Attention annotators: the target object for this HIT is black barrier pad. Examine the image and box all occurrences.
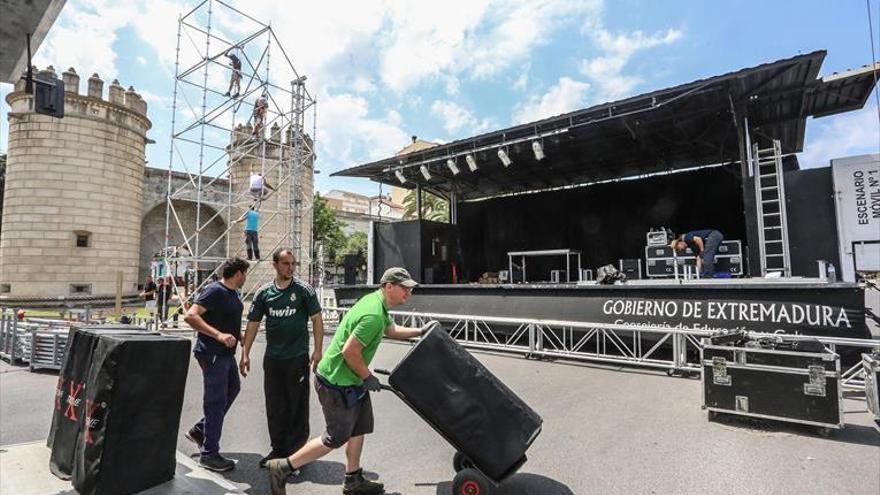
[71,333,190,495]
[48,325,153,480]
[388,327,542,482]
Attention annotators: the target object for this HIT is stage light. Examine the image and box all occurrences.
[466,154,478,172]
[395,169,406,184]
[498,148,512,167]
[532,140,545,161]
[447,158,460,175]
[420,164,432,181]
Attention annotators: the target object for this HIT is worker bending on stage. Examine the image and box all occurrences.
[252,92,269,138]
[234,202,262,261]
[224,49,241,98]
[671,229,724,278]
[248,171,275,201]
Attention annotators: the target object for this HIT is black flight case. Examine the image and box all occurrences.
[862,351,880,432]
[378,322,542,495]
[700,332,843,432]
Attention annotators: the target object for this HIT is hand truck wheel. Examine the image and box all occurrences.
[452,468,492,495]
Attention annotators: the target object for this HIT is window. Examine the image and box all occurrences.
[69,284,92,295]
[74,231,91,248]
[0,284,10,293]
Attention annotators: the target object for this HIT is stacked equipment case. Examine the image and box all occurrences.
[863,351,880,432]
[645,240,744,278]
[701,332,842,432]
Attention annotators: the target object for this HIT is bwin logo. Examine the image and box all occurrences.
[269,307,297,317]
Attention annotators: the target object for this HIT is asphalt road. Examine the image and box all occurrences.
[2,334,879,495]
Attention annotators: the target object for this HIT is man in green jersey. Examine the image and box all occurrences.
[266,267,427,495]
[241,248,324,468]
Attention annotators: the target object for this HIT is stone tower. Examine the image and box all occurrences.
[1,67,151,298]
[228,122,315,294]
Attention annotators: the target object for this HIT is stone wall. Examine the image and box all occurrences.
[1,67,151,298]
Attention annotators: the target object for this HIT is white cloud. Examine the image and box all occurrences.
[430,99,494,134]
[34,0,133,83]
[513,65,530,92]
[379,0,603,92]
[512,77,590,124]
[317,92,410,171]
[800,107,880,168]
[136,56,148,65]
[579,27,682,103]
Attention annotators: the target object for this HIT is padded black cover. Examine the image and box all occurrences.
[71,333,190,495]
[48,325,153,479]
[388,325,542,481]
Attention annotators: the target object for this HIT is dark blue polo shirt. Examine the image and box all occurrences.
[683,229,715,255]
[192,281,244,356]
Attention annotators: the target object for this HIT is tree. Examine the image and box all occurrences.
[336,231,367,265]
[312,192,346,262]
[402,189,449,222]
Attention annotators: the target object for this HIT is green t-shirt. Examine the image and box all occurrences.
[318,290,391,386]
[247,278,321,359]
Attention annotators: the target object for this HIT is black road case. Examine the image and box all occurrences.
[701,334,842,430]
[383,322,542,495]
[48,325,154,479]
[71,333,190,495]
[863,352,880,432]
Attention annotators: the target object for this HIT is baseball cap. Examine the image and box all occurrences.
[379,267,418,288]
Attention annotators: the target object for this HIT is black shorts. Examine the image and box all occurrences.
[315,376,374,449]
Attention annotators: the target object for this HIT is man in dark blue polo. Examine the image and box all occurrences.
[183,258,250,472]
[671,229,724,278]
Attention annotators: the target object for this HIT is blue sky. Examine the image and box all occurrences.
[1,0,878,197]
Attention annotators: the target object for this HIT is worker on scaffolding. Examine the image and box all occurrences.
[235,202,262,261]
[224,49,242,98]
[252,92,269,138]
[249,171,275,201]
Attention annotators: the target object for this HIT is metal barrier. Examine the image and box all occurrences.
[329,307,880,389]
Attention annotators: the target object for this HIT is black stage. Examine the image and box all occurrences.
[333,51,879,343]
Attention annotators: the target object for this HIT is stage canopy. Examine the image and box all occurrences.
[334,51,879,201]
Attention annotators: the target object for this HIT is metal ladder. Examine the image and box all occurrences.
[752,139,791,277]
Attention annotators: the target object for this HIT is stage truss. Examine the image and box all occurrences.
[322,307,877,390]
[161,0,317,316]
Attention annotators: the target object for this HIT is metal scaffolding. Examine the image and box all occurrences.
[161,0,316,317]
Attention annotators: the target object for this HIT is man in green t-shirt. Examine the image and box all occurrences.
[240,248,324,468]
[266,267,427,495]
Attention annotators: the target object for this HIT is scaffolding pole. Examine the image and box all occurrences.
[160,1,317,327]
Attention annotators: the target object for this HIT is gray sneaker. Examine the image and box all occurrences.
[267,458,293,495]
[199,454,235,473]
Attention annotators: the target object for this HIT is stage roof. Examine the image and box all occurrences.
[334,51,880,201]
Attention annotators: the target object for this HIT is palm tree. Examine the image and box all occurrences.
[402,189,449,222]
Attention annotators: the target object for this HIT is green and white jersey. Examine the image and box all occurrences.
[247,278,321,359]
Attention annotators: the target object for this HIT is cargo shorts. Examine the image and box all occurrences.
[315,376,374,449]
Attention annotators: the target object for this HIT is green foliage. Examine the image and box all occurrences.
[402,189,449,222]
[312,192,346,261]
[335,231,367,265]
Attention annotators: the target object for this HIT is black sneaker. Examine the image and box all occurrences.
[184,426,204,449]
[224,92,231,96]
[343,468,384,494]
[199,453,235,472]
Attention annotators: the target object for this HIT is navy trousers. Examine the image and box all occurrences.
[193,353,241,456]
